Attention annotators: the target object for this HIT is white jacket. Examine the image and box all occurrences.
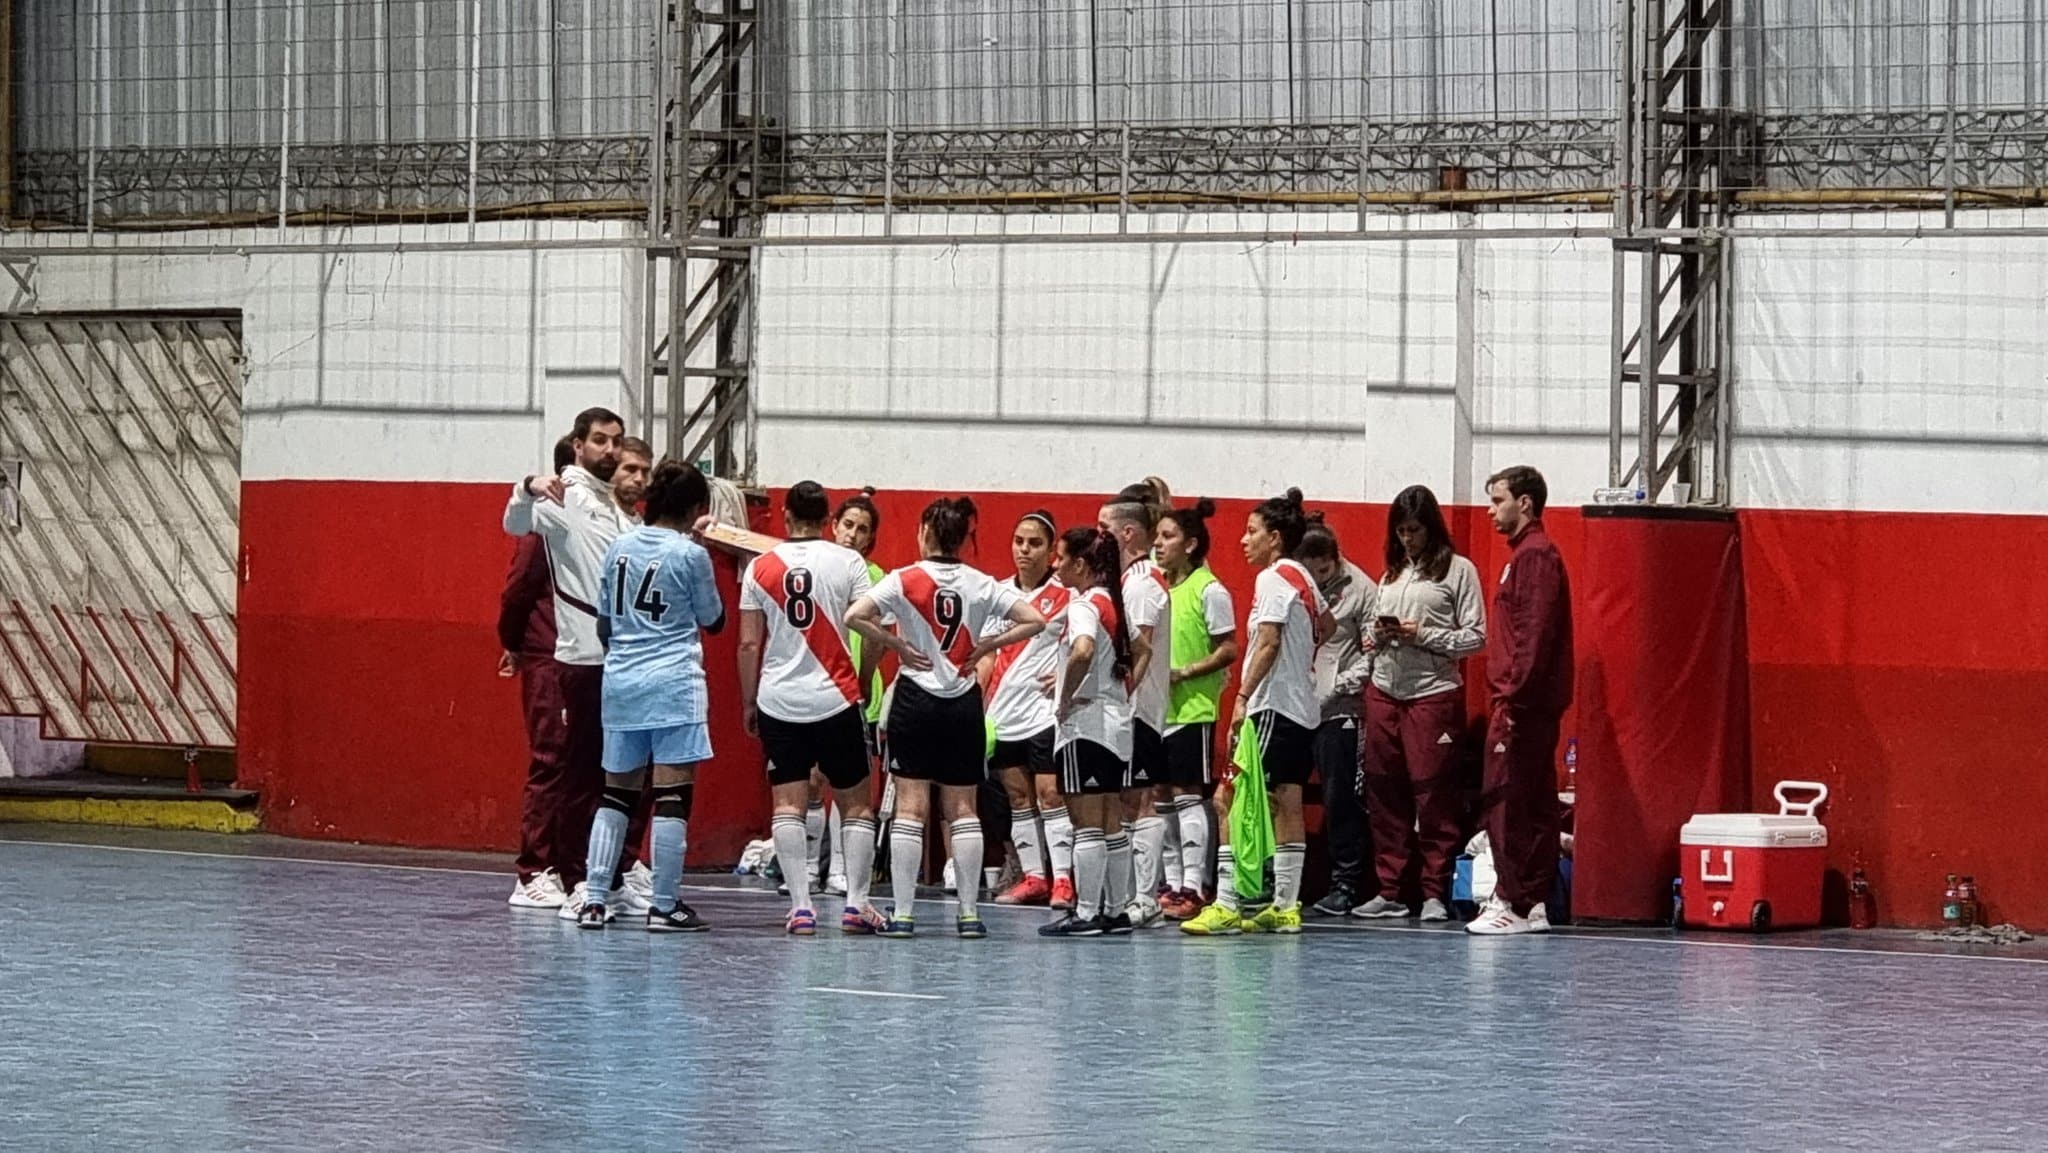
[503,466,636,666]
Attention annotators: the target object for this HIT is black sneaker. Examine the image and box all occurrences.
[1312,886,1357,918]
[1099,912,1135,935]
[1038,913,1103,938]
[646,903,710,933]
[577,902,610,930]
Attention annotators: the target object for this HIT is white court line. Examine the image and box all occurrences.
[806,986,945,1001]
[1302,919,2048,967]
[10,837,2045,968]
[0,836,777,897]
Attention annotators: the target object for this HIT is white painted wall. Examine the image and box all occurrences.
[0,716,85,778]
[9,211,2045,516]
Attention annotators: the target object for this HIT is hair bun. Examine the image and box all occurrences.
[951,495,978,518]
[1191,497,1217,518]
[1305,509,1327,525]
[1284,487,1305,507]
[859,485,877,498]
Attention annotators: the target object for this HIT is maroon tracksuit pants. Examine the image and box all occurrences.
[515,658,573,881]
[1481,702,1562,915]
[552,662,650,887]
[1362,685,1466,902]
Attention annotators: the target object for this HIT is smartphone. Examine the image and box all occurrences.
[1375,615,1401,631]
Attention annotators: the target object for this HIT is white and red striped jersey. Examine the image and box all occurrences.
[866,560,1025,700]
[983,578,1074,741]
[1121,558,1173,730]
[1056,585,1132,759]
[1246,557,1330,730]
[739,538,873,723]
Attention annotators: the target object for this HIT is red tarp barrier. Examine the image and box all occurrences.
[1573,506,1751,923]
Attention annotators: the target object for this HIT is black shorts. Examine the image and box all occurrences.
[990,727,1056,777]
[759,707,870,791]
[1057,738,1130,797]
[1129,722,1167,788]
[1248,710,1316,787]
[885,679,988,788]
[1163,722,1216,788]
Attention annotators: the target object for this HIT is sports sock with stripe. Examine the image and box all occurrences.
[1132,812,1167,898]
[1216,843,1239,913]
[1073,827,1108,920]
[1274,841,1307,911]
[773,813,812,914]
[584,787,636,905]
[1157,802,1184,892]
[842,816,878,911]
[1042,805,1075,882]
[949,818,985,919]
[1009,806,1044,881]
[1106,827,1134,914]
[1176,794,1210,893]
[889,818,925,920]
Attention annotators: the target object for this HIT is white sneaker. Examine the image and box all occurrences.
[1127,895,1165,929]
[1527,901,1552,933]
[1466,904,1534,935]
[822,873,849,897]
[623,861,655,898]
[1350,895,1411,919]
[609,883,653,916]
[558,882,618,924]
[1419,897,1451,923]
[509,869,568,909]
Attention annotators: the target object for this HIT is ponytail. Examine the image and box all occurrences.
[920,495,979,557]
[1058,525,1133,680]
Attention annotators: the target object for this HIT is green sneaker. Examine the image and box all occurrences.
[1249,905,1301,934]
[1180,903,1242,936]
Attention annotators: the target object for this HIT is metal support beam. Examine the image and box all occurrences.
[648,0,767,480]
[1609,0,1750,505]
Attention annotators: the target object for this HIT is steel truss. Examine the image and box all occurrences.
[646,0,765,480]
[13,110,2048,225]
[1610,0,1749,506]
[16,139,651,224]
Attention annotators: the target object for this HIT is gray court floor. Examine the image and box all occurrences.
[2,824,2045,1153]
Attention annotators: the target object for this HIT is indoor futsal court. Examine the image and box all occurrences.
[4,823,2043,1153]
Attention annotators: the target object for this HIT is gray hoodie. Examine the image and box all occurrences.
[1313,558,1376,721]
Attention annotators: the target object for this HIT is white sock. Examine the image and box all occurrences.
[1176,794,1210,893]
[1043,805,1075,882]
[1216,843,1238,913]
[1106,827,1134,914]
[773,814,811,914]
[1132,813,1167,898]
[1073,827,1107,920]
[827,802,845,881]
[1158,802,1184,892]
[804,801,826,883]
[890,818,924,919]
[843,816,878,911]
[1009,806,1044,881]
[1275,841,1307,911]
[950,817,984,919]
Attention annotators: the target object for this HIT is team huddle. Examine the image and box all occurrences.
[503,407,1574,941]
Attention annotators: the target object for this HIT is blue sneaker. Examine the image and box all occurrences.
[957,913,988,939]
[879,914,916,939]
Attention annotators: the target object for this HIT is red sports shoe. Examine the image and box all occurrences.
[1160,890,1201,920]
[996,874,1052,906]
[1049,876,1078,910]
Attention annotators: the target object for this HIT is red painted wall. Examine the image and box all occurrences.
[238,480,2048,927]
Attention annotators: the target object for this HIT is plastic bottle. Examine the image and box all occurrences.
[1959,876,1980,929]
[1848,867,1874,929]
[1564,737,1579,795]
[1671,877,1685,928]
[1942,873,1961,927]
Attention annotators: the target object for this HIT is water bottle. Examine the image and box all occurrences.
[1671,877,1685,927]
[1959,876,1981,929]
[1564,737,1579,794]
[1848,866,1874,930]
[1942,874,1961,927]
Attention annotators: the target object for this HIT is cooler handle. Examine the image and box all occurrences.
[1774,780,1829,817]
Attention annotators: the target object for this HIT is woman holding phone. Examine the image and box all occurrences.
[1355,485,1486,923]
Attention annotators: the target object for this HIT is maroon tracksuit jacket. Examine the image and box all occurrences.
[1483,520,1573,914]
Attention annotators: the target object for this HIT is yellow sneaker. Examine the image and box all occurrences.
[1180,902,1242,936]
[1246,905,1278,933]
[1267,904,1303,934]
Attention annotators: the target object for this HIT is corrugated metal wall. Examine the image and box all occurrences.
[15,0,653,153]
[16,0,2046,151]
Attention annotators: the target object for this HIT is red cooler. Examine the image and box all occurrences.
[1679,781,1829,931]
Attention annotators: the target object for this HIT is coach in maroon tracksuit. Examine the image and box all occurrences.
[502,439,576,907]
[1468,464,1574,936]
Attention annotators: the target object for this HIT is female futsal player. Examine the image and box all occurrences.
[846,497,1046,938]
[983,511,1072,907]
[1038,527,1137,937]
[1182,488,1333,937]
[1153,498,1238,919]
